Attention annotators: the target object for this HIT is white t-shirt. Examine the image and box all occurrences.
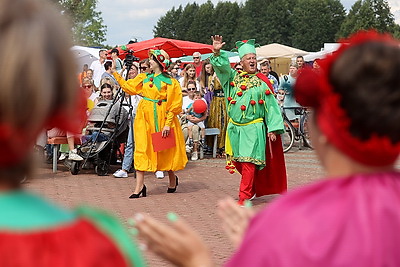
[90,60,106,87]
[182,96,194,112]
[182,96,207,113]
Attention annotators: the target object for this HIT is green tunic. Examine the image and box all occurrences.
[210,51,284,168]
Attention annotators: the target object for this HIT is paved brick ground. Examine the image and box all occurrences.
[28,147,324,266]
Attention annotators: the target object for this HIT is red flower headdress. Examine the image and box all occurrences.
[0,89,87,166]
[295,30,400,166]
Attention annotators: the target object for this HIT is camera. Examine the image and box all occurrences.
[124,49,140,67]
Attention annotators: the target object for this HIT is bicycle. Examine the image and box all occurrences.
[281,106,313,153]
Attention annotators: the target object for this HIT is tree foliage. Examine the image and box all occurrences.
[292,0,345,51]
[337,0,397,39]
[54,0,107,47]
[154,0,399,51]
[214,2,241,49]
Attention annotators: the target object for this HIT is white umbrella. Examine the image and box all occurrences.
[71,45,100,69]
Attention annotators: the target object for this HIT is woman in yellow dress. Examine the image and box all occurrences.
[112,50,187,198]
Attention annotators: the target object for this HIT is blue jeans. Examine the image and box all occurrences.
[122,117,134,171]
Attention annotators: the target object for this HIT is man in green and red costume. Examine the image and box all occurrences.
[210,35,287,205]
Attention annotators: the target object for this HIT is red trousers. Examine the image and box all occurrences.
[233,135,288,202]
[233,162,257,201]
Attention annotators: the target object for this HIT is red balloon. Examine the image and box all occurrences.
[193,99,207,114]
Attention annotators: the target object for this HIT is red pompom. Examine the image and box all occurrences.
[258,99,264,104]
[240,85,247,90]
[231,100,237,104]
[230,82,235,86]
[193,99,207,114]
[237,91,243,96]
[229,170,235,174]
[227,97,233,102]
[149,84,153,88]
[265,90,271,95]
[250,100,256,105]
[150,77,154,82]
[225,165,230,170]
[157,100,163,106]
[295,67,320,107]
[240,105,246,111]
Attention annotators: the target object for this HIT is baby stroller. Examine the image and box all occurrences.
[70,90,130,176]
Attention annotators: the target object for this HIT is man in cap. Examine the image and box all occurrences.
[210,35,287,205]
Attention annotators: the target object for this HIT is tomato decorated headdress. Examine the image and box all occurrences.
[232,39,259,59]
[295,30,400,166]
[149,49,171,72]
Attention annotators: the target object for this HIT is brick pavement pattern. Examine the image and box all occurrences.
[28,148,324,266]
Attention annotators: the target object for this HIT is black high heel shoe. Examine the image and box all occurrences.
[129,185,147,198]
[167,176,179,193]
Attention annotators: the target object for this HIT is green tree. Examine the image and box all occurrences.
[153,6,183,39]
[213,1,241,49]
[235,0,271,44]
[55,0,106,46]
[263,0,295,46]
[337,0,398,39]
[176,3,200,40]
[188,1,215,43]
[292,0,345,51]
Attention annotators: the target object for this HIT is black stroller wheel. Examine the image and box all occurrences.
[70,161,81,175]
[95,161,109,176]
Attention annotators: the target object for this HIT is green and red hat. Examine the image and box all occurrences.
[149,49,171,72]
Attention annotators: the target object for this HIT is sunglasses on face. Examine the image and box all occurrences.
[193,57,200,59]
[140,66,148,70]
[174,67,180,69]
[187,88,196,91]
[82,85,92,89]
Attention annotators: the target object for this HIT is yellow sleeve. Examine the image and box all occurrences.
[113,72,145,95]
[165,79,183,127]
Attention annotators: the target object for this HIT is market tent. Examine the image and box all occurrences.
[111,37,214,60]
[256,43,308,58]
[71,45,99,68]
[303,43,340,61]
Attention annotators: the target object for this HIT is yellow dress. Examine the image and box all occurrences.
[114,72,188,172]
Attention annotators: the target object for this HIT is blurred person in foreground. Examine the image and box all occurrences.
[0,0,144,266]
[133,31,400,267]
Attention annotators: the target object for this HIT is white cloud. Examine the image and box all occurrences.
[125,8,167,19]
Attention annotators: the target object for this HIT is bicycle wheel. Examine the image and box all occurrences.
[282,118,295,153]
[301,111,313,149]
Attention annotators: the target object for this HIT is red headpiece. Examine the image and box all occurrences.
[295,30,400,166]
[0,89,87,166]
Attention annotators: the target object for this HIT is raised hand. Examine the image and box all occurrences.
[134,213,213,267]
[211,35,225,53]
[217,197,255,249]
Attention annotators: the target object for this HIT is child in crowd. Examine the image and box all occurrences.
[276,88,286,106]
[186,91,207,147]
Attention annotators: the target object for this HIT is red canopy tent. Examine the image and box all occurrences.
[109,37,214,60]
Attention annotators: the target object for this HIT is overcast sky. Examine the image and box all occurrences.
[97,0,400,47]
